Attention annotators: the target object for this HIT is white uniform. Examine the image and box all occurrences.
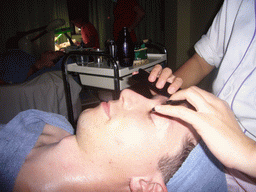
[195,0,256,141]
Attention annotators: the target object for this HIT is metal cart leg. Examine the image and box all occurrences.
[112,59,120,100]
[62,54,75,127]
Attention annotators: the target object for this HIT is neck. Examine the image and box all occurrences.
[21,135,130,191]
[74,126,133,191]
[66,136,131,191]
[14,135,95,191]
[46,136,104,190]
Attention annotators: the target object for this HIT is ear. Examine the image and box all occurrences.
[130,177,168,192]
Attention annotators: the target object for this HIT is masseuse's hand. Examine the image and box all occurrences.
[153,86,256,177]
[148,64,183,95]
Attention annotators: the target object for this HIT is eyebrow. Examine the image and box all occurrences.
[162,100,196,111]
[162,100,187,105]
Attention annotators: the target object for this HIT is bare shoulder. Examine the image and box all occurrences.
[13,124,74,191]
[34,124,72,148]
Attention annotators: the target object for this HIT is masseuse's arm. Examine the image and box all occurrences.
[174,53,215,88]
[153,86,256,177]
[149,53,215,92]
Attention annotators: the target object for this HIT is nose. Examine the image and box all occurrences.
[120,89,153,110]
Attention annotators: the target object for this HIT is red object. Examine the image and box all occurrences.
[72,19,100,48]
[113,0,139,42]
[80,22,100,48]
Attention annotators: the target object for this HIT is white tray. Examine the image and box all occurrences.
[67,53,166,90]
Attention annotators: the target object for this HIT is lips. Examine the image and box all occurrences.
[101,102,110,119]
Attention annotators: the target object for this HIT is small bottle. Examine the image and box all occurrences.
[105,39,117,66]
[116,27,135,67]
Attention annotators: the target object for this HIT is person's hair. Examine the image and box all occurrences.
[158,137,196,184]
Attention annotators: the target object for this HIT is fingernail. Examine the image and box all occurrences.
[156,81,164,89]
[168,87,175,94]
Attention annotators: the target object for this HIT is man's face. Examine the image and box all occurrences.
[77,89,198,176]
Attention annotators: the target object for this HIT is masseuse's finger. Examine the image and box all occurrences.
[167,86,213,113]
[153,86,232,137]
[148,64,162,82]
[169,86,233,122]
[154,102,204,134]
[155,67,173,88]
[149,65,183,94]
[170,86,219,105]
[166,75,183,94]
[168,86,241,132]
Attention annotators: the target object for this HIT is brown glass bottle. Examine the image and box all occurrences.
[116,27,135,67]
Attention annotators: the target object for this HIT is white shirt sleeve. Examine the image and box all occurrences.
[194,0,243,67]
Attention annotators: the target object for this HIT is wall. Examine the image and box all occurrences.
[176,0,191,68]
[190,0,223,90]
[165,0,223,89]
[190,0,223,47]
[165,0,223,69]
[165,0,177,71]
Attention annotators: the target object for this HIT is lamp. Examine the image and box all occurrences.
[6,19,66,54]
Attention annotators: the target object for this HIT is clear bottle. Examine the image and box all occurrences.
[116,27,135,67]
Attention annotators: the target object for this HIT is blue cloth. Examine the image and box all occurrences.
[166,140,227,191]
[0,49,63,84]
[0,109,74,192]
[27,57,64,82]
[0,49,36,84]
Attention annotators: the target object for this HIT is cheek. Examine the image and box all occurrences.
[108,116,148,146]
[108,115,165,153]
[78,109,107,131]
[119,121,147,146]
[103,115,169,165]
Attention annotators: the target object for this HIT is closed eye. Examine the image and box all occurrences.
[149,112,156,125]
